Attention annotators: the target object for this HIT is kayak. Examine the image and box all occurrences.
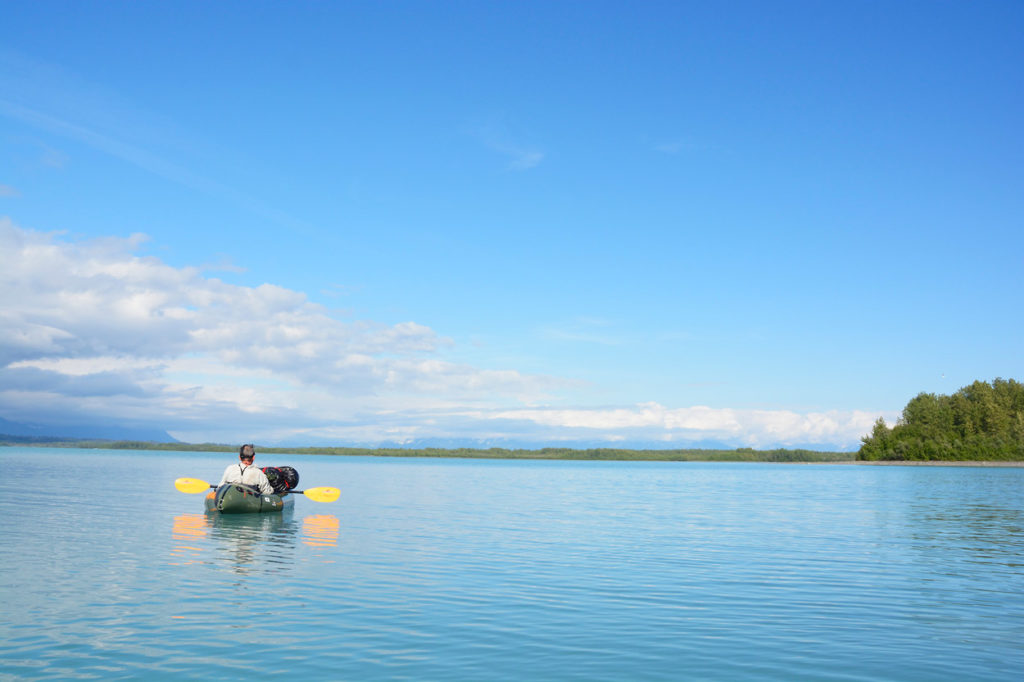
[177,466,340,511]
[205,483,295,514]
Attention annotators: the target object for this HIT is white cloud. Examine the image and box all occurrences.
[0,220,887,448]
[486,403,886,449]
[0,219,566,441]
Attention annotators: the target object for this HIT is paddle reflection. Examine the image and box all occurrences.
[170,509,340,575]
[302,513,340,549]
[169,513,209,566]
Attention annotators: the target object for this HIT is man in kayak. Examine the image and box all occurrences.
[218,444,274,495]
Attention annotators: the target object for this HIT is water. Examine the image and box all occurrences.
[1,448,1022,681]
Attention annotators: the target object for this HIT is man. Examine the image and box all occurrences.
[218,444,274,495]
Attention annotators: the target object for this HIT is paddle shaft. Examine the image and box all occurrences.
[175,477,339,502]
[222,485,338,502]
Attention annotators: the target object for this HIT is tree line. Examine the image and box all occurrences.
[0,437,853,462]
[858,378,1024,461]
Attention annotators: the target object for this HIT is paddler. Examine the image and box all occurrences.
[218,444,274,495]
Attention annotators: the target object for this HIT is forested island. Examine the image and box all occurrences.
[858,378,1024,461]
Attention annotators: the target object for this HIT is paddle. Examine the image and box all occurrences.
[174,477,340,503]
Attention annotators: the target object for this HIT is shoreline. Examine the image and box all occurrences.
[851,460,1024,467]
[2,442,1022,465]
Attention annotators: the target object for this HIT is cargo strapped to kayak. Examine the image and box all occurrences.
[261,466,299,494]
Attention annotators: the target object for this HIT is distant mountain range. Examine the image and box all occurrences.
[263,434,847,453]
[0,417,179,443]
[0,416,848,452]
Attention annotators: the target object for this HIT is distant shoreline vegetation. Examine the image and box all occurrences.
[4,379,1021,462]
[0,437,853,462]
[858,378,1024,461]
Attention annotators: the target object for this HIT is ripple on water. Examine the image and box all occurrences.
[0,452,1022,680]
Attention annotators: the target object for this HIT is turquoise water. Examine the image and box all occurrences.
[1,448,1022,681]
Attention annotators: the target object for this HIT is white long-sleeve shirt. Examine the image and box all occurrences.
[218,462,274,495]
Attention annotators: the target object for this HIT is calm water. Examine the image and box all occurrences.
[0,448,1021,681]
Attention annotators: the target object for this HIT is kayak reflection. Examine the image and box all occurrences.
[207,510,299,575]
[170,510,340,574]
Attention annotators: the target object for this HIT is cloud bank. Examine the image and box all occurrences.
[0,219,881,448]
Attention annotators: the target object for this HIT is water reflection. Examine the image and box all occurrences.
[170,514,209,566]
[913,503,1024,566]
[170,510,340,574]
[302,514,340,549]
[207,511,300,575]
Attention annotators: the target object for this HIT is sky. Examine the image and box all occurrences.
[1,1,1022,450]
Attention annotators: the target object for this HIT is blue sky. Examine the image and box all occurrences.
[1,1,1022,449]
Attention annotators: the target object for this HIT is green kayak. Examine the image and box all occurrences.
[205,483,295,514]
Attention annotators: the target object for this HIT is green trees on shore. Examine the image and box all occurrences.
[0,438,853,462]
[858,379,1024,461]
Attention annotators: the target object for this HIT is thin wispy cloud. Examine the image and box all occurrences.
[472,121,545,171]
[0,54,313,235]
[507,148,545,171]
[650,135,722,155]
[541,317,622,346]
[654,141,687,154]
[0,184,20,197]
[38,143,68,169]
[196,256,246,274]
[0,99,202,189]
[489,139,545,171]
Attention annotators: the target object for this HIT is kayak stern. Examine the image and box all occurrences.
[205,484,294,514]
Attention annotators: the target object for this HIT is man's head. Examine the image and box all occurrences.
[239,444,256,463]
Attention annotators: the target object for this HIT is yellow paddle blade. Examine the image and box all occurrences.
[175,477,213,494]
[302,486,340,503]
